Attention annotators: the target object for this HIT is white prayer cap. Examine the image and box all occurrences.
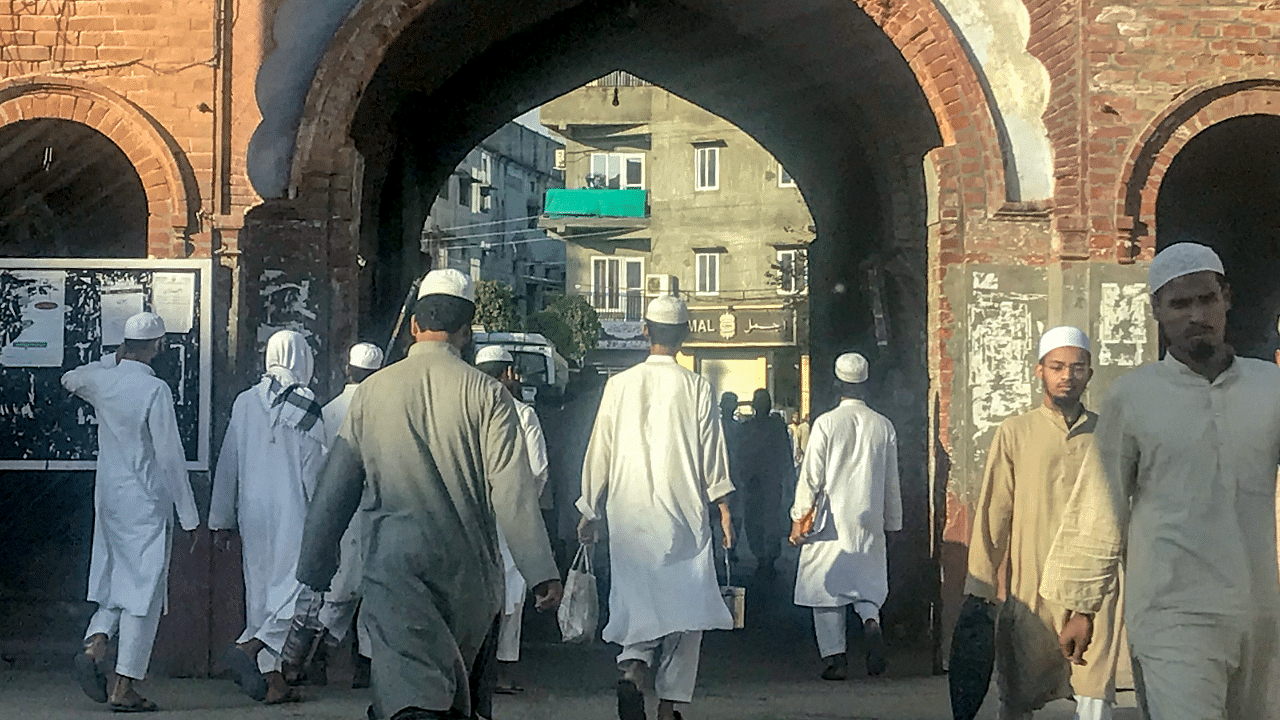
[474,345,513,365]
[834,352,869,384]
[123,311,166,341]
[645,295,689,325]
[1148,242,1224,294]
[417,268,475,303]
[348,342,384,370]
[1038,326,1091,360]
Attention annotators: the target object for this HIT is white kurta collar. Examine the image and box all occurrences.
[645,354,677,365]
[409,341,461,358]
[838,397,865,408]
[116,358,156,376]
[1161,351,1238,386]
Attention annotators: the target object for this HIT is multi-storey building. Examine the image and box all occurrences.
[540,73,814,414]
[423,122,565,319]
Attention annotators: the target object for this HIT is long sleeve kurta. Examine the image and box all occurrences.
[791,398,901,609]
[296,341,556,719]
[499,398,550,612]
[965,405,1124,710]
[321,383,363,603]
[577,354,736,647]
[63,358,199,616]
[1041,355,1280,716]
[209,383,327,647]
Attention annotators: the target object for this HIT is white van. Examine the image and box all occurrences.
[472,331,570,404]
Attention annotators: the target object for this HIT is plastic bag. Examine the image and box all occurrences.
[558,543,599,644]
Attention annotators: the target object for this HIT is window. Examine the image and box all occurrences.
[457,178,469,207]
[694,146,719,191]
[477,152,492,185]
[591,257,644,319]
[589,153,645,189]
[695,252,720,295]
[778,163,796,188]
[775,249,807,295]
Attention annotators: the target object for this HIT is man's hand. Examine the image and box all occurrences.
[788,519,805,547]
[212,529,236,553]
[718,501,734,549]
[577,517,600,545]
[532,579,564,612]
[1059,612,1094,665]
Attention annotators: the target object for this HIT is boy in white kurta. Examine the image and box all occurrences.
[210,330,328,704]
[578,295,735,720]
[790,352,902,680]
[65,312,200,712]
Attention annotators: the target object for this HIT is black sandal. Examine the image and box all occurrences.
[73,651,108,703]
[109,696,158,713]
[617,678,645,720]
[222,646,268,701]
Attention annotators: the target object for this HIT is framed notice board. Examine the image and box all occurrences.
[0,258,213,470]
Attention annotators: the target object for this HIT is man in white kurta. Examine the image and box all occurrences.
[210,330,328,704]
[65,312,199,712]
[312,341,383,688]
[966,328,1124,720]
[1042,243,1280,720]
[790,352,902,680]
[474,345,549,688]
[578,295,735,720]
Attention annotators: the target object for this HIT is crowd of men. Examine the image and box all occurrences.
[61,241,1280,720]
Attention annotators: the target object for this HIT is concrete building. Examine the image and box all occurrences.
[540,73,813,413]
[423,122,565,319]
[3,0,1280,671]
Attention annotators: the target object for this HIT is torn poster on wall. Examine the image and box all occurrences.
[967,271,1043,466]
[99,280,145,346]
[0,270,67,368]
[1097,282,1148,367]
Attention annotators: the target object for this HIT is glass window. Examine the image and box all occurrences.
[695,146,719,191]
[696,252,719,295]
[589,152,645,189]
[778,163,796,187]
[591,257,644,318]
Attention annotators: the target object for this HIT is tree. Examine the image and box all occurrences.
[528,294,600,361]
[474,280,519,332]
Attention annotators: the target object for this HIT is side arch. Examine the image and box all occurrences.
[1116,78,1280,260]
[0,76,195,257]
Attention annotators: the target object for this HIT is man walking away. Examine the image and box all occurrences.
[578,295,736,720]
[790,353,901,680]
[1043,242,1280,720]
[966,327,1124,720]
[474,345,550,694]
[306,341,384,688]
[736,389,796,578]
[296,269,561,720]
[65,312,200,712]
[211,330,328,704]
[788,410,809,472]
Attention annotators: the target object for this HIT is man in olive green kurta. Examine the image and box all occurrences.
[966,327,1125,720]
[297,270,561,720]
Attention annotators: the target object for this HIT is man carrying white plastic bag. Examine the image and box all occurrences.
[558,544,598,644]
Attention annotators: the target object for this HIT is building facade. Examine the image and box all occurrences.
[541,74,813,414]
[424,121,565,319]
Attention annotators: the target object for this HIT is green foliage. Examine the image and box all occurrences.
[474,280,519,332]
[529,294,600,360]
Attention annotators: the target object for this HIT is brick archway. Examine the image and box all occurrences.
[0,76,193,258]
[287,0,1008,213]
[1116,78,1280,261]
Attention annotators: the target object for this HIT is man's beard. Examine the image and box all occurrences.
[1050,393,1078,409]
[1188,338,1217,362]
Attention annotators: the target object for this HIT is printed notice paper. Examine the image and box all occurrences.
[0,270,67,367]
[151,272,195,334]
[100,281,145,347]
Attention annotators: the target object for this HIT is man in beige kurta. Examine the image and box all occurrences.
[297,270,562,720]
[967,327,1124,720]
[1042,244,1280,720]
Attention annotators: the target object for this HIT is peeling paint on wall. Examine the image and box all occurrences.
[1097,282,1149,367]
[967,271,1042,465]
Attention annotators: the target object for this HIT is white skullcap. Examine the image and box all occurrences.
[417,268,475,303]
[1038,326,1091,360]
[1148,242,1224,294]
[645,295,689,325]
[348,342,384,370]
[123,311,166,341]
[474,345,513,365]
[835,352,869,384]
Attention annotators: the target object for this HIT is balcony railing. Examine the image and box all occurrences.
[587,71,653,87]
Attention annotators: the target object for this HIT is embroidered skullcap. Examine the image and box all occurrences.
[474,345,513,365]
[348,342,384,370]
[1148,242,1224,294]
[123,312,166,341]
[417,268,475,303]
[645,295,689,325]
[834,352,869,384]
[1038,326,1091,360]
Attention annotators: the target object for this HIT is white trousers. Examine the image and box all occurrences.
[239,587,315,674]
[812,602,880,658]
[617,631,703,704]
[84,589,164,681]
[317,597,372,658]
[496,603,523,663]
[998,696,1113,720]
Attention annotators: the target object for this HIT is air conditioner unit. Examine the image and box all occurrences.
[645,274,678,297]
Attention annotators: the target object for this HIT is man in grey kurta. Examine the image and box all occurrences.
[297,269,562,720]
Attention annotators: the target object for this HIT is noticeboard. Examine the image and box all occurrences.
[0,258,213,471]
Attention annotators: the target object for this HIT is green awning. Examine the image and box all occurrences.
[544,188,648,218]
